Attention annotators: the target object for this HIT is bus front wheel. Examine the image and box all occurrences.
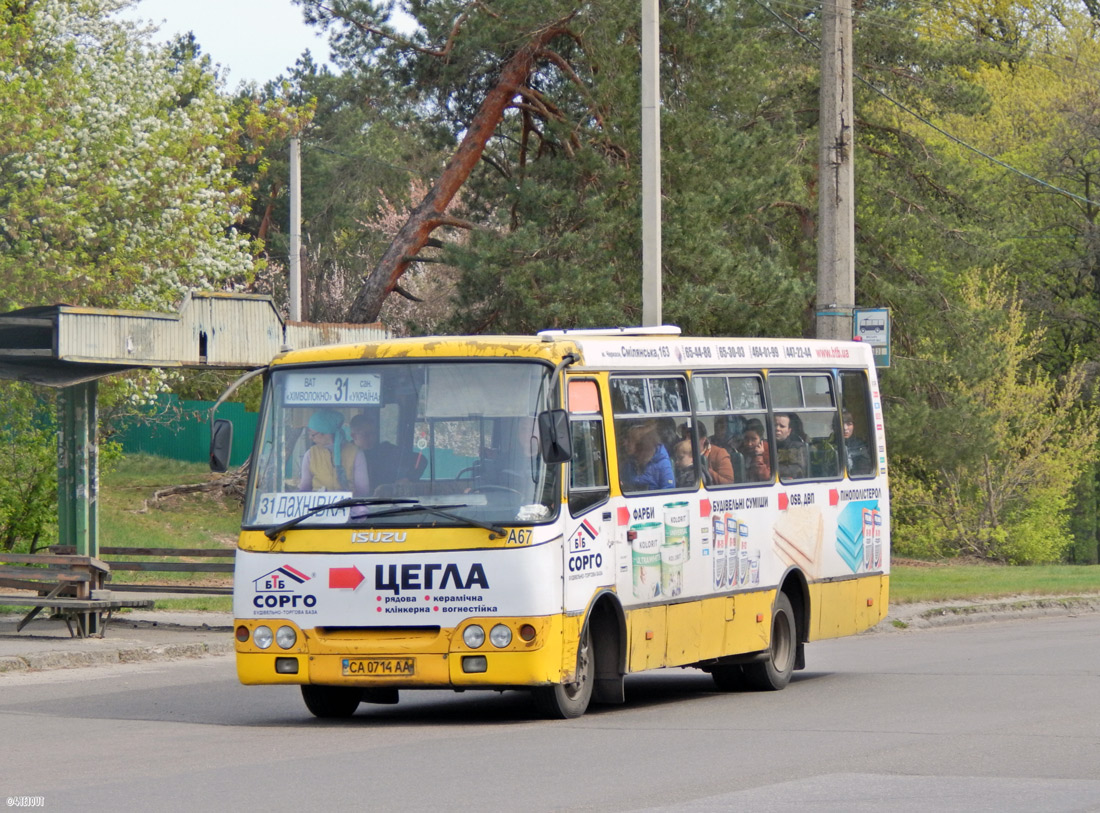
[743,592,797,691]
[301,685,362,718]
[534,626,594,719]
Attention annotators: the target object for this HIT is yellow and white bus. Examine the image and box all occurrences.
[215,327,889,719]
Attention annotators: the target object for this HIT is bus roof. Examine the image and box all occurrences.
[271,329,876,371]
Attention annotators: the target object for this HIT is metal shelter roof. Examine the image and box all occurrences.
[0,292,389,387]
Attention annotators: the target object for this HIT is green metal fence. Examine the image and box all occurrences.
[111,394,257,467]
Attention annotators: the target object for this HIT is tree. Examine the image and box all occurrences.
[0,0,308,550]
[234,55,445,327]
[0,383,57,552]
[298,1,1014,340]
[297,1,830,332]
[937,8,1100,366]
[888,268,1098,563]
[918,4,1100,555]
[0,0,267,311]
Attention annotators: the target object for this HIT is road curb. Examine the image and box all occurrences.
[879,595,1100,632]
[0,639,234,673]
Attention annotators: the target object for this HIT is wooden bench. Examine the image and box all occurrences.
[0,553,155,637]
[50,546,234,596]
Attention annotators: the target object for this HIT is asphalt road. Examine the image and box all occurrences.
[1,614,1098,812]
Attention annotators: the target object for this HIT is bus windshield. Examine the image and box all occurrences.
[243,360,560,530]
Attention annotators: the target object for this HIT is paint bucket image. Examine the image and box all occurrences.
[862,508,874,571]
[726,519,734,589]
[632,521,663,599]
[872,510,883,569]
[737,522,750,586]
[712,514,727,590]
[661,541,685,598]
[664,501,690,561]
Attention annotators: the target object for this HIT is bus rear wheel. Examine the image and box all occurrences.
[534,626,594,719]
[742,592,797,691]
[301,685,362,718]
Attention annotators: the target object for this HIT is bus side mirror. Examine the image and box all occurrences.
[210,418,233,473]
[538,409,572,464]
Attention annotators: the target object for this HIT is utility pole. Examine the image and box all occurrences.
[816,0,855,341]
[289,136,302,322]
[641,0,662,326]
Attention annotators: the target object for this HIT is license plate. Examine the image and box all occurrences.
[342,657,415,677]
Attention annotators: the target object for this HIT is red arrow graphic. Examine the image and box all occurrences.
[329,566,364,589]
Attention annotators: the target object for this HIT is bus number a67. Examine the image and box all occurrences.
[506,529,532,546]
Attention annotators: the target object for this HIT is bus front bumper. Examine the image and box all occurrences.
[234,614,571,690]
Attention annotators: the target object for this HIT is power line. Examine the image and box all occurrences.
[753,0,1100,209]
[761,0,1100,124]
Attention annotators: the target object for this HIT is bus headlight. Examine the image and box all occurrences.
[489,624,512,648]
[275,625,297,649]
[253,625,273,650]
[462,624,485,648]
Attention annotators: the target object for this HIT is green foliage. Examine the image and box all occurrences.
[302,0,1004,339]
[0,0,262,311]
[0,383,57,552]
[1069,464,1100,564]
[0,1,313,487]
[887,268,1099,563]
[237,55,447,324]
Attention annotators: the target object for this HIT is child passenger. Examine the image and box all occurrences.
[672,439,697,488]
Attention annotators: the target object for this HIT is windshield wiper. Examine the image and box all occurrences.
[362,502,507,539]
[263,497,418,539]
[263,498,507,540]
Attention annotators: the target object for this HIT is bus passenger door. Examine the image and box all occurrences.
[563,379,612,612]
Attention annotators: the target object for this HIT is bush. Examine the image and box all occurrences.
[0,383,58,552]
[886,268,1098,564]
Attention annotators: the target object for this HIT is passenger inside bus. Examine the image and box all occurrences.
[350,411,405,492]
[739,419,772,482]
[696,421,735,485]
[774,412,808,480]
[480,419,539,492]
[841,410,873,475]
[298,408,370,496]
[619,419,675,492]
[710,414,741,458]
[672,438,698,488]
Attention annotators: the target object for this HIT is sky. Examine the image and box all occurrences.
[116,0,333,87]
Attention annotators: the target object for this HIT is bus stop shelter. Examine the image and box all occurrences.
[0,292,386,631]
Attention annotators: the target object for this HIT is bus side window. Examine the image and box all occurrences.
[568,379,609,515]
[569,418,609,514]
[840,371,876,478]
[693,373,771,487]
[612,376,690,494]
[770,374,842,482]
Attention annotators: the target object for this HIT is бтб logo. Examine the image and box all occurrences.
[254,565,311,593]
[253,565,317,610]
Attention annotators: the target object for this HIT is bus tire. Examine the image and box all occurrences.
[743,592,797,691]
[709,664,746,692]
[533,625,594,719]
[301,684,362,718]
